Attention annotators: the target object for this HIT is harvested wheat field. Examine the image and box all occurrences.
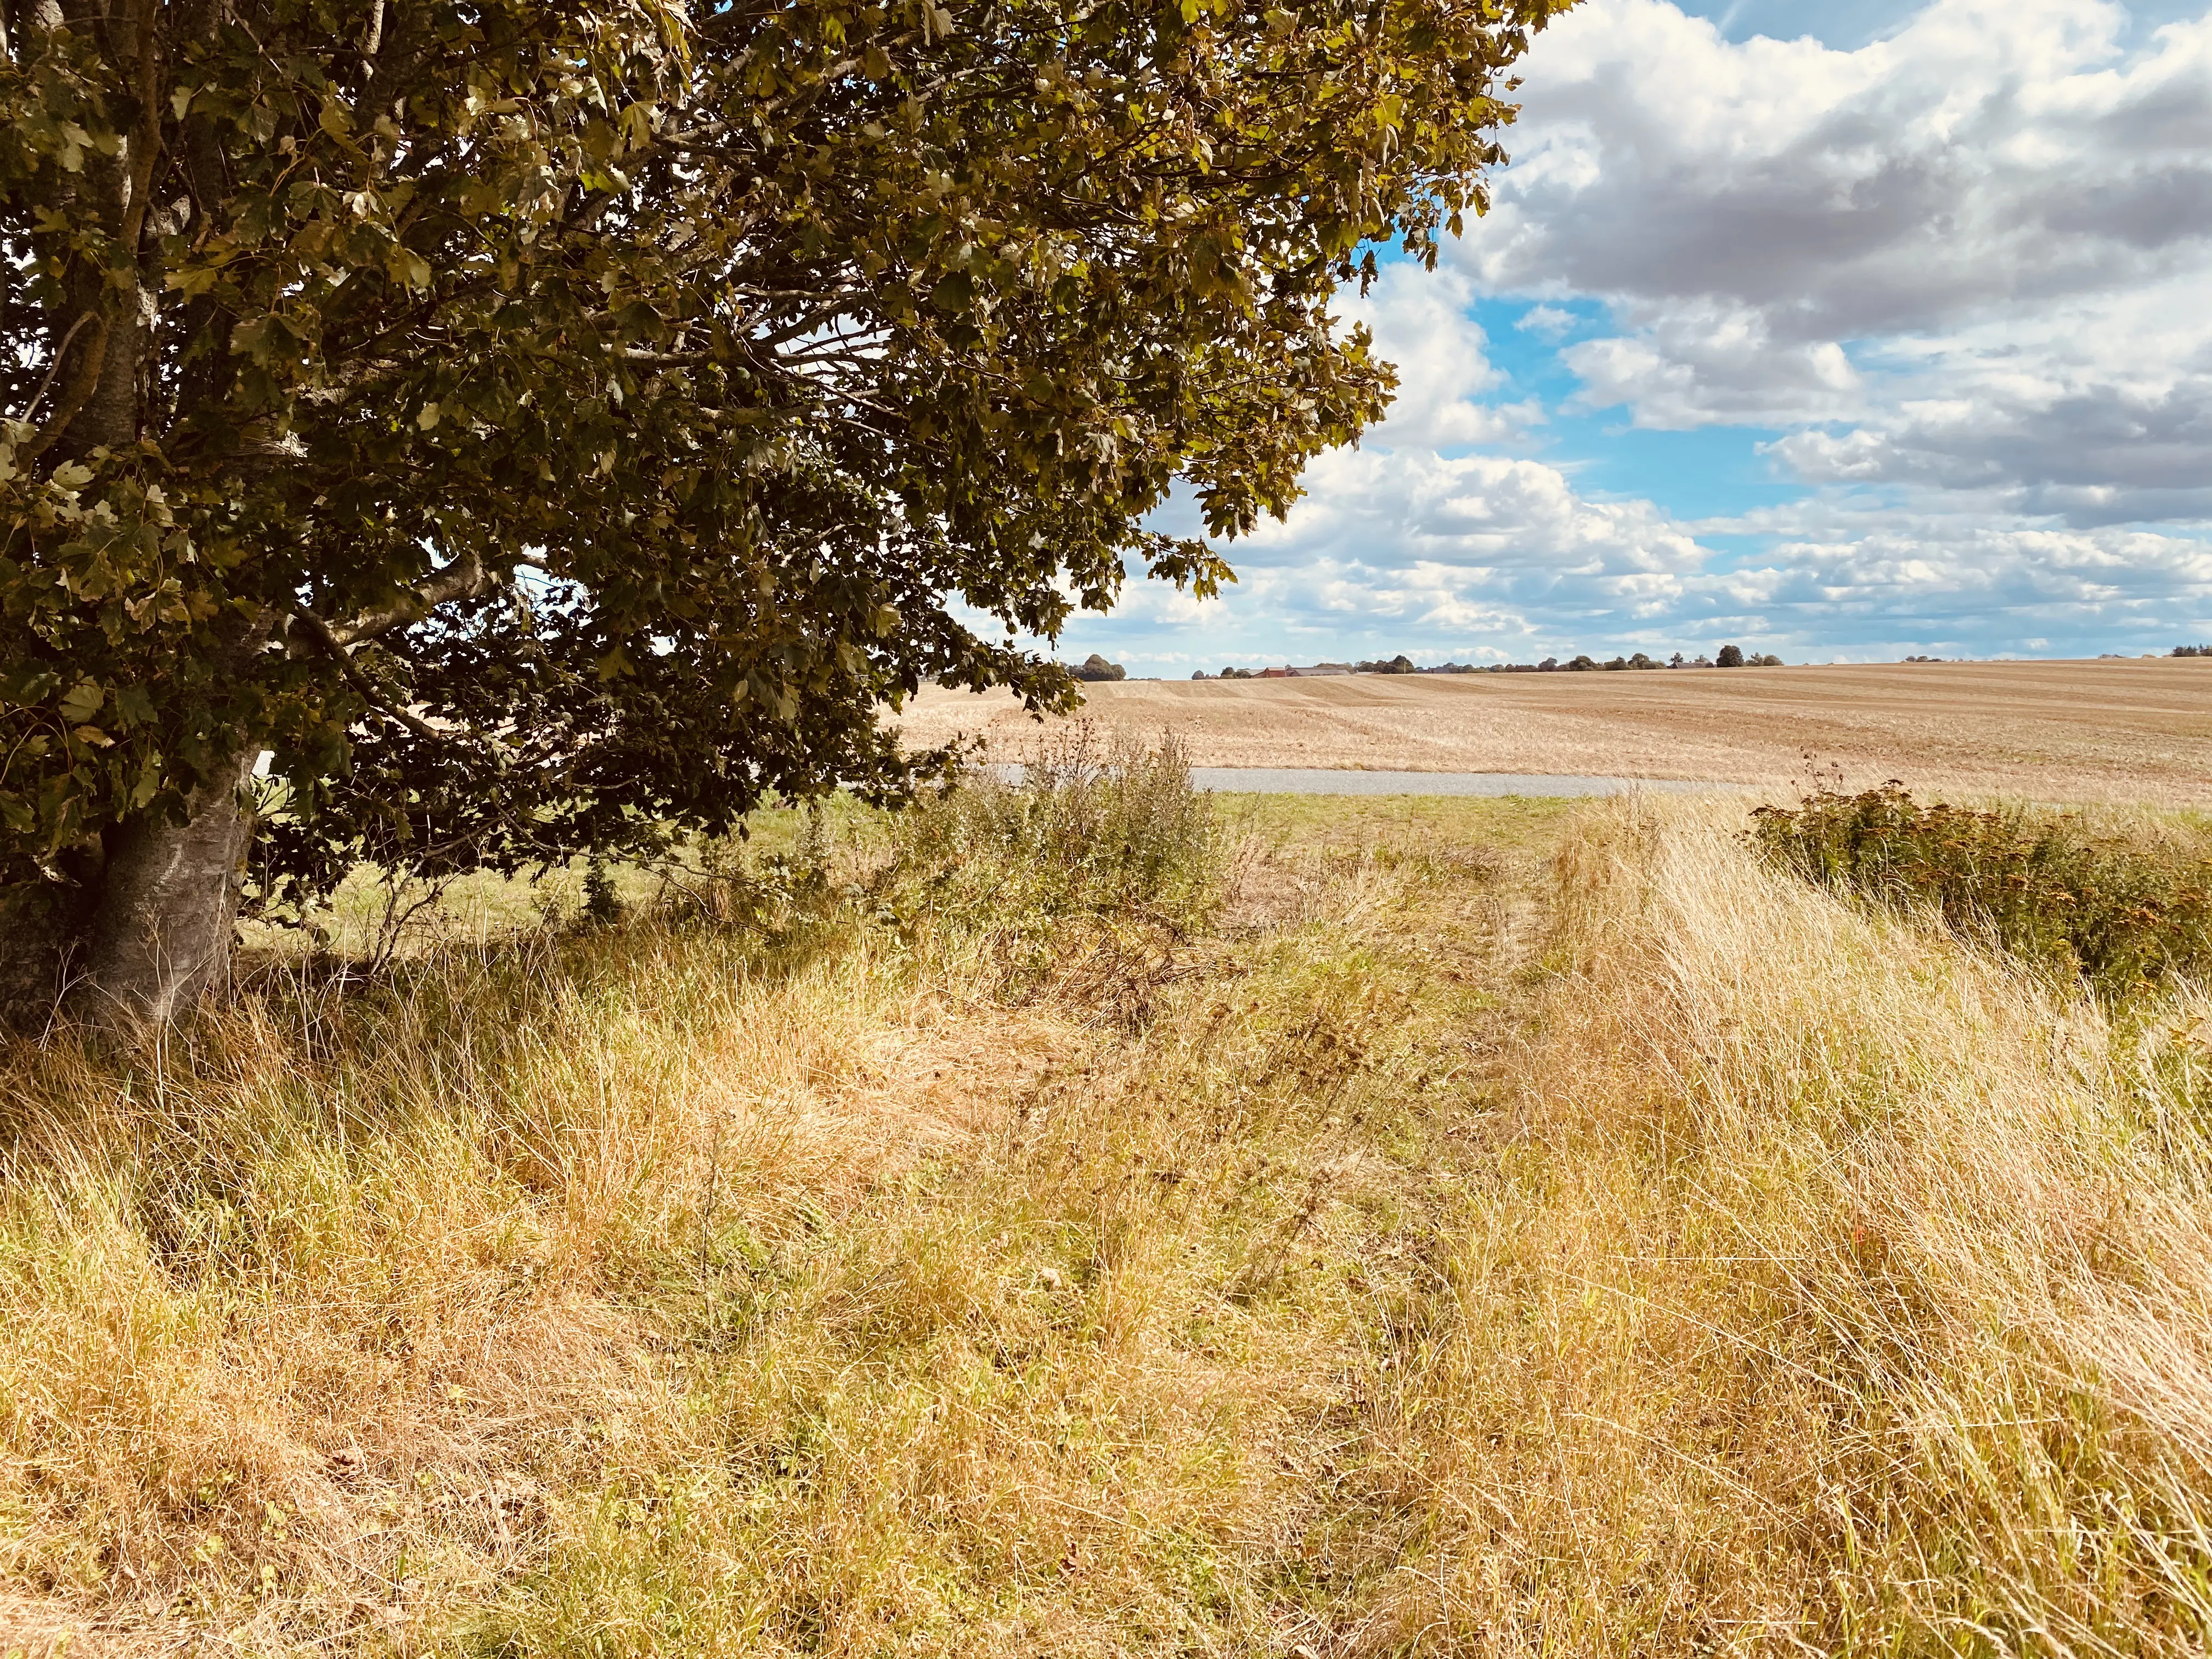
[898,657,2212,805]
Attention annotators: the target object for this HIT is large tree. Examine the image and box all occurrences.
[0,0,1565,1026]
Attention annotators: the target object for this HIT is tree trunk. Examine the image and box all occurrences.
[0,4,261,1035]
[72,749,258,1031]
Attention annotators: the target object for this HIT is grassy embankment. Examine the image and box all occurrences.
[5,749,2212,1654]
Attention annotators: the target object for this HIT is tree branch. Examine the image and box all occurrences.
[20,311,111,465]
[15,312,96,425]
[118,0,163,258]
[327,548,493,645]
[289,607,453,744]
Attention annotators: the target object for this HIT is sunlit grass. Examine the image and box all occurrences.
[5,765,2212,1653]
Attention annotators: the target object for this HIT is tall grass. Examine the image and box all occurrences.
[7,774,2212,1652]
[871,725,1226,1025]
[0,736,1259,1652]
[891,726,1222,925]
[1399,797,2212,1648]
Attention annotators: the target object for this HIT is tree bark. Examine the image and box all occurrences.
[72,749,258,1030]
[9,2,269,1032]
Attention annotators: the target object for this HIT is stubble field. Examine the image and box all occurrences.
[897,658,2212,805]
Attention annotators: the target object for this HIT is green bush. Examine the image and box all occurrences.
[1750,784,2212,1000]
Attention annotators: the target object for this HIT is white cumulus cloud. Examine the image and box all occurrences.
[1463,0,2212,518]
[1076,0,2212,672]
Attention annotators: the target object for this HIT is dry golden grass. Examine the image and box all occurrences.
[5,768,2212,1654]
[896,657,2212,805]
[0,917,1075,1655]
[1406,800,2212,1647]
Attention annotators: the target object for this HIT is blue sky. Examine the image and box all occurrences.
[1054,0,2212,672]
[1689,0,2203,47]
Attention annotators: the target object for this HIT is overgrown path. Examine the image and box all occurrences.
[537,794,1578,1655]
[0,794,1576,1656]
[13,786,2212,1655]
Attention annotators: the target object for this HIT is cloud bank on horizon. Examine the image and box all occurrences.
[1069,0,2212,671]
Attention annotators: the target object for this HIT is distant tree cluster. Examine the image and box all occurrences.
[1195,646,1786,679]
[1074,654,1128,683]
[1411,645,1782,673]
[2172,646,2212,657]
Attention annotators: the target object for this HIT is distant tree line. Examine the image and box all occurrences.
[1194,645,1782,679]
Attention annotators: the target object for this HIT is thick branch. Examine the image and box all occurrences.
[327,548,492,645]
[117,0,163,257]
[15,311,96,424]
[21,312,111,465]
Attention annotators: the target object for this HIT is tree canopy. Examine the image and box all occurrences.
[0,0,1568,1020]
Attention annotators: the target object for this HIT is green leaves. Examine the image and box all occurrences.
[1,0,1570,911]
[387,246,434,292]
[56,679,102,725]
